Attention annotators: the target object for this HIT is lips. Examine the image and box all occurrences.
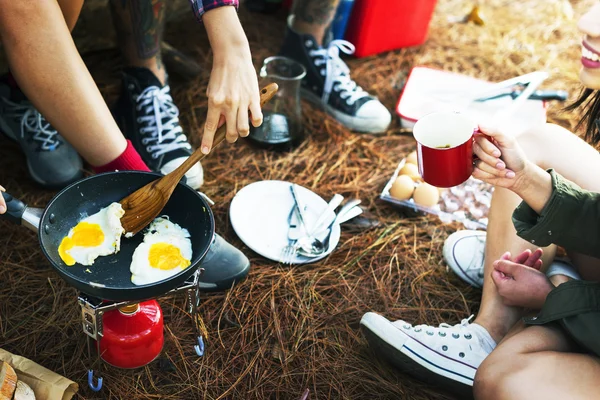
[582,41,600,69]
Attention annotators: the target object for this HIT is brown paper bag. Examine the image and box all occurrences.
[0,349,78,400]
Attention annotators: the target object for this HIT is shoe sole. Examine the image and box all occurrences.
[0,116,83,189]
[360,313,475,399]
[301,89,390,134]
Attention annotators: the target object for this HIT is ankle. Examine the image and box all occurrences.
[291,18,326,46]
[473,317,512,344]
[92,140,150,173]
[125,62,167,86]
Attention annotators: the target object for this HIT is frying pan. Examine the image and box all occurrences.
[0,171,214,302]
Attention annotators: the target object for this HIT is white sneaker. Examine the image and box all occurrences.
[360,312,494,396]
[444,230,582,288]
[443,230,486,288]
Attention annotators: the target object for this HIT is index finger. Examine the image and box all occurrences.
[201,107,223,154]
[493,259,520,277]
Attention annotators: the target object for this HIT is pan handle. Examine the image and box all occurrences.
[1,192,42,233]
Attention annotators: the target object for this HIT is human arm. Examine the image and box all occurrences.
[511,169,600,258]
[473,124,600,258]
[188,0,239,22]
[199,5,262,153]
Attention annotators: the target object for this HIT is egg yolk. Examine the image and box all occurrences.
[58,222,105,266]
[148,243,191,270]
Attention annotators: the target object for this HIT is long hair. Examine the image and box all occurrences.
[565,88,600,146]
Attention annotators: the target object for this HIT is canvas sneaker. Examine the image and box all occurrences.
[360,312,495,397]
[112,67,204,189]
[443,230,486,288]
[0,78,83,188]
[279,17,391,134]
[445,230,582,288]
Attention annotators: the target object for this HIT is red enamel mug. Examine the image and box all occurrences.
[413,112,480,188]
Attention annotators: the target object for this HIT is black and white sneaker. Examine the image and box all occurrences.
[279,17,391,134]
[0,77,83,188]
[112,67,203,189]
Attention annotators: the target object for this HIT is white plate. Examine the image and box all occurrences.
[229,181,340,264]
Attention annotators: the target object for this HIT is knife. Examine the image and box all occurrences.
[475,89,568,102]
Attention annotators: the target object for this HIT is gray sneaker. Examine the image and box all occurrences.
[0,80,83,188]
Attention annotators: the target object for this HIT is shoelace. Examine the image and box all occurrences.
[309,40,369,106]
[403,315,476,339]
[2,98,60,151]
[135,85,191,158]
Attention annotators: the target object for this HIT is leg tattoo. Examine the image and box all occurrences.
[111,0,166,70]
[293,0,340,26]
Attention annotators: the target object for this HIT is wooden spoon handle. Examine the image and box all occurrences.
[168,83,279,184]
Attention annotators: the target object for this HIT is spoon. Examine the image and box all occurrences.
[297,202,363,258]
[119,83,279,236]
[312,198,361,235]
[289,184,327,256]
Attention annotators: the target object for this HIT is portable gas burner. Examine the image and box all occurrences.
[79,268,205,392]
[1,172,217,393]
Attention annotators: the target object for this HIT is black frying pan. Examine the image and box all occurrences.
[0,171,214,301]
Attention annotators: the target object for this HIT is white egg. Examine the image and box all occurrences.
[130,217,193,286]
[59,202,125,266]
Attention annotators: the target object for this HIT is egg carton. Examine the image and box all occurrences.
[380,158,493,230]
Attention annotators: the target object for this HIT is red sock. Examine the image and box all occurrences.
[93,140,151,173]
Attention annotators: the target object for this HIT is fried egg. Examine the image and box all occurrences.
[58,202,125,266]
[130,217,192,286]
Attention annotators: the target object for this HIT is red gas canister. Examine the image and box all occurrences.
[344,0,438,58]
[99,300,164,369]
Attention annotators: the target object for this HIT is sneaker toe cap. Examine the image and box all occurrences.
[355,100,392,133]
[443,230,486,288]
[199,234,250,291]
[161,158,204,189]
[29,151,83,188]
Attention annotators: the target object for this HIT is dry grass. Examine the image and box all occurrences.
[0,0,593,399]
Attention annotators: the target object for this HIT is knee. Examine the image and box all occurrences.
[473,358,502,400]
[473,355,521,400]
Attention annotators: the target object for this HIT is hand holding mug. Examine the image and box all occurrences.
[472,124,529,189]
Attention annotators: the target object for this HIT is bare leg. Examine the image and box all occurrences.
[0,0,127,166]
[291,0,340,45]
[474,324,600,400]
[473,123,600,343]
[110,0,167,84]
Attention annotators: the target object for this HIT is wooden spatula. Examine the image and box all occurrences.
[119,83,279,236]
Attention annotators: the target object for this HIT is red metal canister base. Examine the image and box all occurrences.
[99,300,164,369]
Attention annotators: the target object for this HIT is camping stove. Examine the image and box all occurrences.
[78,269,205,391]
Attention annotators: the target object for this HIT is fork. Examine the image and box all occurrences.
[280,205,298,264]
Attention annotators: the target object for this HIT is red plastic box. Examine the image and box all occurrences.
[344,0,438,58]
